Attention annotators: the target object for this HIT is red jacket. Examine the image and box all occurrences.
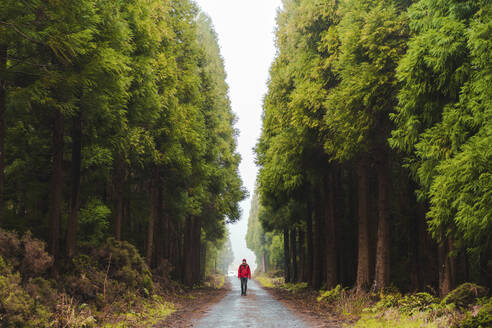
[238,264,251,279]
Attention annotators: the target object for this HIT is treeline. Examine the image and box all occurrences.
[0,0,244,286]
[246,189,284,273]
[253,0,491,296]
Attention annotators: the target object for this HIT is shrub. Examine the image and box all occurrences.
[78,198,111,245]
[318,284,344,303]
[25,277,58,306]
[398,292,440,315]
[0,229,53,279]
[100,238,154,294]
[65,254,106,301]
[370,292,402,313]
[66,238,154,302]
[0,256,51,327]
[282,282,308,294]
[54,294,96,328]
[460,298,492,328]
[443,283,489,308]
[20,232,53,278]
[0,229,22,267]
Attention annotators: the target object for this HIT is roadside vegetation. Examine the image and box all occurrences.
[248,1,491,326]
[0,0,240,326]
[256,275,491,327]
[0,228,231,327]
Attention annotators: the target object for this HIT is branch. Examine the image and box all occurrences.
[0,21,46,47]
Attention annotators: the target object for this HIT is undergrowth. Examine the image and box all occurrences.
[0,229,178,327]
[254,272,284,288]
[312,283,492,328]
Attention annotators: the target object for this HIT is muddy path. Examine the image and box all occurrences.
[193,277,308,328]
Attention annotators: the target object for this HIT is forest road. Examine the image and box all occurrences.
[193,277,309,328]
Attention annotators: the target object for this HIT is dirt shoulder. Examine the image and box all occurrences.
[155,278,231,328]
[256,281,350,328]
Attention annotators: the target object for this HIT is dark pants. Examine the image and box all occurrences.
[240,277,248,295]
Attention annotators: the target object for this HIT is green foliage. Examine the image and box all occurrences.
[256,0,490,298]
[318,285,345,303]
[0,256,52,327]
[460,298,492,328]
[372,292,402,311]
[78,198,111,245]
[0,229,53,279]
[390,0,492,252]
[442,283,489,308]
[352,313,437,328]
[398,293,440,315]
[94,238,154,295]
[371,292,440,315]
[282,282,308,294]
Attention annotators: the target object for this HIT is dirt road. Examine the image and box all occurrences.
[193,277,308,328]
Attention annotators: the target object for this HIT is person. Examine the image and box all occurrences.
[237,258,251,296]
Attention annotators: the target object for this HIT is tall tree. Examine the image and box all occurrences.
[391,0,491,294]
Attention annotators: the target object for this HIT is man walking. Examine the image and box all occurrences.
[237,258,251,296]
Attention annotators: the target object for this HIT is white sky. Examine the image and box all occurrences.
[194,0,283,273]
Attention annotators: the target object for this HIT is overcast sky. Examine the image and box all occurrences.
[194,0,283,272]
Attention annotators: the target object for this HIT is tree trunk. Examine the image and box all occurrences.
[146,166,159,266]
[298,227,305,282]
[306,205,313,284]
[66,114,82,258]
[162,193,169,260]
[356,160,370,293]
[48,109,64,259]
[0,45,6,224]
[325,171,338,289]
[200,241,206,281]
[183,216,193,286]
[290,228,298,282]
[192,216,202,284]
[283,228,290,283]
[262,252,267,273]
[374,156,391,290]
[156,186,169,268]
[113,156,125,240]
[312,190,322,289]
[480,246,492,290]
[438,238,455,296]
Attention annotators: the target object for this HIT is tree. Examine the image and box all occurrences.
[391,0,491,294]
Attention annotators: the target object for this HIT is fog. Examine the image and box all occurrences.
[194,0,283,273]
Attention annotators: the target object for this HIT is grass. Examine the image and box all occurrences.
[255,273,284,288]
[349,312,437,328]
[202,273,226,289]
[281,282,309,294]
[101,295,175,327]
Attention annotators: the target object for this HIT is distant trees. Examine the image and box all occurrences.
[0,0,245,286]
[252,0,491,296]
[246,189,285,274]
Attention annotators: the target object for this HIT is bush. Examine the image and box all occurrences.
[65,254,106,301]
[460,298,492,328]
[54,294,96,328]
[78,198,111,245]
[66,238,154,303]
[20,232,54,278]
[0,256,51,327]
[398,292,440,315]
[282,282,308,294]
[443,283,489,308]
[0,229,53,279]
[318,285,344,303]
[0,229,22,267]
[25,277,58,306]
[370,292,402,313]
[95,238,154,295]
